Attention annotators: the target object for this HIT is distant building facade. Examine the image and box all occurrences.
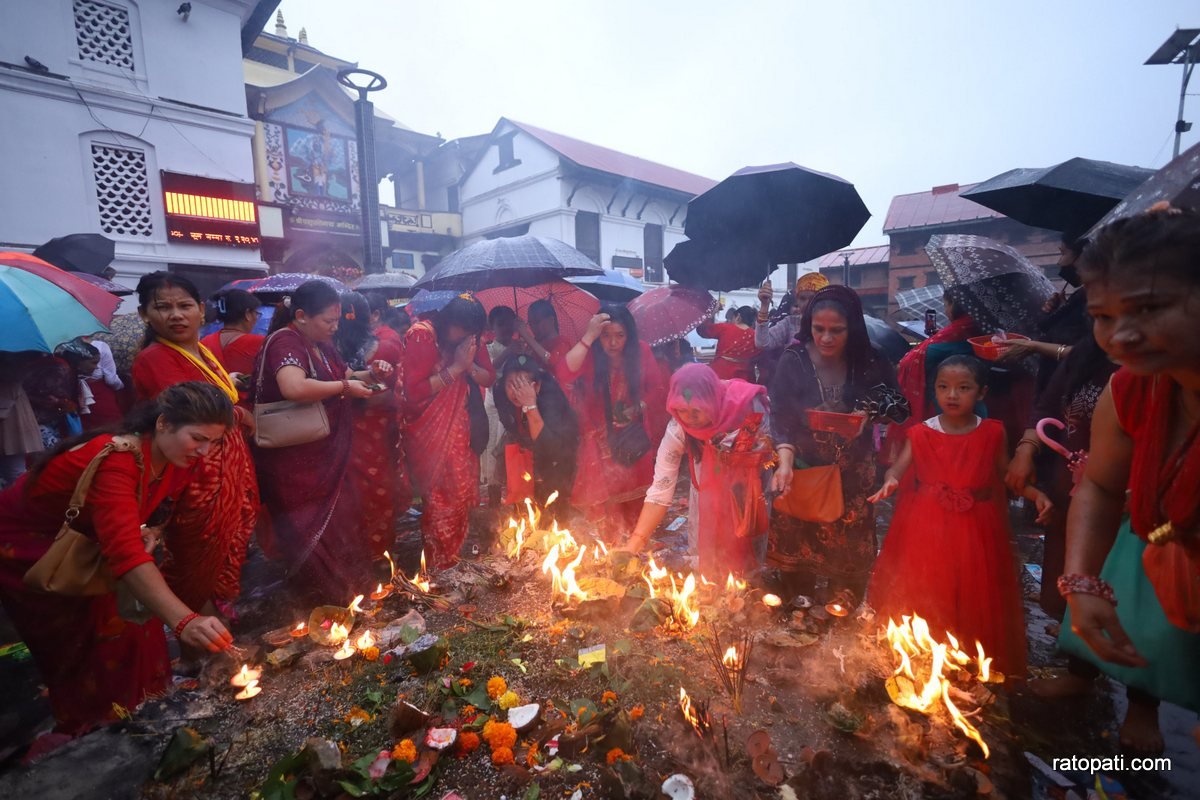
[816,244,890,318]
[458,118,715,284]
[0,0,278,295]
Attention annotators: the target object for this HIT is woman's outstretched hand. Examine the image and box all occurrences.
[771,458,794,495]
[868,476,899,504]
[181,615,233,653]
[1066,592,1147,668]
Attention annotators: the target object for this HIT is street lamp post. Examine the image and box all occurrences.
[842,253,851,287]
[1145,28,1200,159]
[337,68,388,273]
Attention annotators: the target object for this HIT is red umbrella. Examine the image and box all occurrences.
[0,252,122,325]
[474,280,600,343]
[627,285,717,346]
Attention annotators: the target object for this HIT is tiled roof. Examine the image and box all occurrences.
[507,119,717,197]
[883,182,1004,233]
[814,243,890,269]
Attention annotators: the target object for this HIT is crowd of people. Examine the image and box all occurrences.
[0,204,1196,760]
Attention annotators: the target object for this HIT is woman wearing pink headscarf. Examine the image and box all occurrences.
[625,364,773,575]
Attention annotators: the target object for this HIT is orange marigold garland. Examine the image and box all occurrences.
[486,676,507,700]
[391,739,417,763]
[491,746,515,766]
[482,720,517,751]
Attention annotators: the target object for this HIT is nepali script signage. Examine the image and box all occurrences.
[162,172,261,247]
[286,207,363,237]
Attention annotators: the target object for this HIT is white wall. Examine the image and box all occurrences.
[0,0,264,286]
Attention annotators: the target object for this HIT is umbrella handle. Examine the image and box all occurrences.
[1035,417,1073,461]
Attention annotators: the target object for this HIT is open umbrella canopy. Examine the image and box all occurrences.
[626,285,717,346]
[684,162,870,266]
[566,270,646,302]
[896,284,948,328]
[404,289,459,318]
[663,238,775,293]
[354,271,418,296]
[863,315,910,364]
[962,157,1153,237]
[413,235,603,291]
[250,273,348,296]
[216,277,266,294]
[0,263,110,352]
[1088,140,1200,234]
[926,235,1055,335]
[32,233,116,275]
[92,313,144,374]
[475,280,600,343]
[0,252,122,324]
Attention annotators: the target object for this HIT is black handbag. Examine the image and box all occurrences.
[607,419,652,466]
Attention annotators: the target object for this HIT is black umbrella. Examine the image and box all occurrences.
[1088,141,1200,234]
[69,271,133,296]
[863,315,910,363]
[663,238,775,293]
[413,235,603,291]
[962,157,1153,236]
[684,162,871,266]
[33,233,116,276]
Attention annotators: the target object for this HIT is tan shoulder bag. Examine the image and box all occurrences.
[252,329,331,449]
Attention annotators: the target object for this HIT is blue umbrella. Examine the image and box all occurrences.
[567,270,646,302]
[0,264,109,352]
[404,289,458,317]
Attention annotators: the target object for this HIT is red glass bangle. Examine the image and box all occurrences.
[173,612,200,639]
[1057,573,1117,606]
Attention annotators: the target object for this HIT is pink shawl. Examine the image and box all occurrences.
[666,363,766,441]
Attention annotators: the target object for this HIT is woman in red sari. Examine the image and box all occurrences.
[1058,207,1200,750]
[131,272,259,615]
[557,305,668,541]
[401,296,495,568]
[252,281,384,603]
[335,292,405,558]
[0,383,234,738]
[696,306,762,382]
[200,289,265,392]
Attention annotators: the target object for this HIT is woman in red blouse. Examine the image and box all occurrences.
[556,305,668,541]
[0,383,234,736]
[200,289,266,393]
[400,296,495,568]
[131,273,259,615]
[696,306,762,382]
[252,281,384,603]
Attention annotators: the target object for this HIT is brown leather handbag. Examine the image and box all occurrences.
[253,330,331,449]
[23,435,144,596]
[773,463,844,523]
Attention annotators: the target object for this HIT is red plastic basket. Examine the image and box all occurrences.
[969,333,1030,361]
[806,409,866,438]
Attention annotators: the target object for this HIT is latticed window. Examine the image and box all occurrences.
[73,0,135,71]
[91,144,153,237]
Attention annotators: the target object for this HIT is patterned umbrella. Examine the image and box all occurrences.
[93,313,145,374]
[1088,140,1200,234]
[413,235,603,291]
[250,273,347,296]
[475,280,600,343]
[0,253,122,324]
[0,263,111,352]
[626,285,717,346]
[216,277,265,294]
[925,235,1055,335]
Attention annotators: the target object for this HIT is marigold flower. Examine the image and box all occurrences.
[606,747,632,764]
[458,677,473,688]
[456,731,481,756]
[487,676,507,700]
[601,690,617,705]
[461,704,477,718]
[482,720,517,750]
[391,739,417,763]
[630,704,645,721]
[497,691,521,710]
[491,746,515,766]
[361,646,380,662]
[526,742,540,767]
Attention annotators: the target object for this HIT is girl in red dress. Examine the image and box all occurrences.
[400,296,495,568]
[556,305,668,541]
[868,355,1051,676]
[697,306,762,382]
[0,383,234,737]
[335,292,405,558]
[131,273,259,614]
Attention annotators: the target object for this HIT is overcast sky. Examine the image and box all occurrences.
[271,0,1198,247]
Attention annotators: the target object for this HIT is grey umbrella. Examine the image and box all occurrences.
[413,235,603,291]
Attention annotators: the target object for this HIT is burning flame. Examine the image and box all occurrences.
[522,472,532,482]
[976,641,992,684]
[235,678,261,700]
[347,594,364,614]
[329,622,349,645]
[725,573,746,593]
[885,614,991,758]
[669,573,700,629]
[678,687,704,737]
[762,593,782,608]
[545,490,559,507]
[333,638,356,660]
[383,550,396,581]
[356,629,375,649]
[542,543,588,603]
[722,645,741,669]
[415,551,430,592]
